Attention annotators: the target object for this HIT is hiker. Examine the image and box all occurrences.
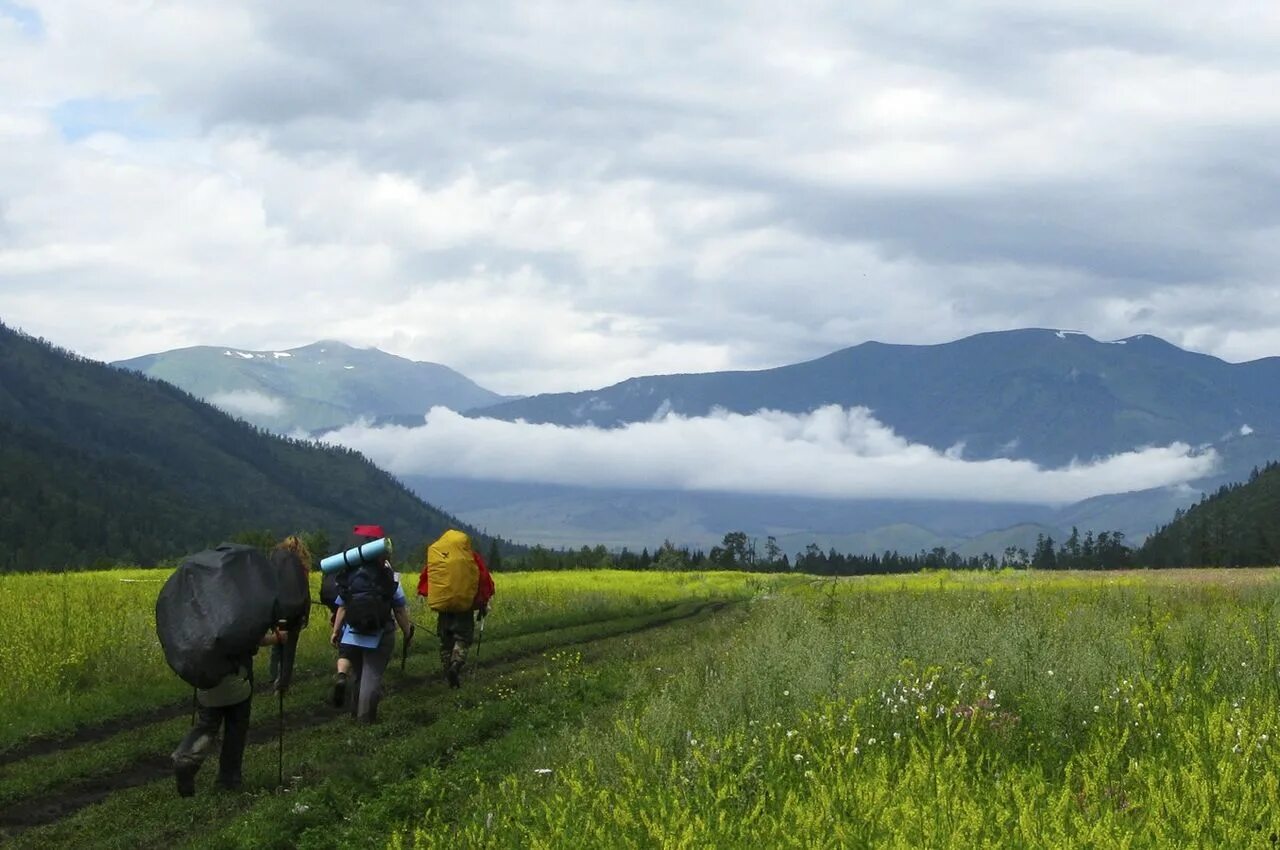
[172,625,287,796]
[418,530,495,688]
[329,524,414,722]
[268,534,312,693]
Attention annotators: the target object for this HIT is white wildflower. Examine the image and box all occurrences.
[534,768,553,775]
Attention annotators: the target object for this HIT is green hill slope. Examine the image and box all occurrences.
[1139,462,1280,567]
[0,322,488,571]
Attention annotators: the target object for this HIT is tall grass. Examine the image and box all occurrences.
[0,567,771,750]
[407,569,1280,847]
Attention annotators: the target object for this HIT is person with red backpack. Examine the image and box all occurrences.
[418,530,495,688]
[329,524,414,722]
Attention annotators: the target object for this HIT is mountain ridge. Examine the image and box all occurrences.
[0,322,496,570]
[115,340,512,434]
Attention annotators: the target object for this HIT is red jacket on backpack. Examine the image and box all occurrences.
[417,551,494,612]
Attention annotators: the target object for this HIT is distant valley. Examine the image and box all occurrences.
[114,329,1280,555]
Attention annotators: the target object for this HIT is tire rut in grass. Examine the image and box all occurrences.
[1,600,699,765]
[0,600,732,837]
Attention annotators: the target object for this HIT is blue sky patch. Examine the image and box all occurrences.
[51,98,160,142]
[0,1,42,37]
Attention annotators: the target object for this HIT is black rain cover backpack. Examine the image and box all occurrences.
[338,561,397,634]
[269,547,310,630]
[155,544,279,689]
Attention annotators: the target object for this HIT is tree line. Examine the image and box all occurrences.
[500,526,1137,575]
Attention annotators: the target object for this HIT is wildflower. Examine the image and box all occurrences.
[893,732,901,742]
[793,753,805,762]
[1094,705,1100,713]
[868,737,877,745]
[988,690,996,701]
[1262,734,1270,742]
[1047,670,1054,676]
[783,690,791,696]
[853,746,860,755]
[534,768,553,775]
[786,730,797,738]
[292,803,310,814]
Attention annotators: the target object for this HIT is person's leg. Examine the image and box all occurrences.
[346,647,366,717]
[275,630,301,692]
[448,612,476,684]
[356,630,396,722]
[436,613,454,679]
[332,643,356,707]
[172,704,222,797]
[216,698,251,789]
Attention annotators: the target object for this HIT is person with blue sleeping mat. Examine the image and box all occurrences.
[328,524,413,722]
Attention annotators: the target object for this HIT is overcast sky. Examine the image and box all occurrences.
[2,1,1279,398]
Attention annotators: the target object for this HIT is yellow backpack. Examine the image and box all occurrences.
[424,530,479,613]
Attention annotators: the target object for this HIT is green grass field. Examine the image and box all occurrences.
[4,568,1280,848]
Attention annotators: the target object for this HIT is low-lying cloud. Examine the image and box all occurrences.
[207,389,287,418]
[323,405,1217,504]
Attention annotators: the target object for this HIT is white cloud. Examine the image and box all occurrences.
[207,389,287,418]
[3,1,1280,394]
[323,405,1217,505]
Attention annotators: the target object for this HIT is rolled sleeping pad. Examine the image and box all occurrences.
[319,537,393,574]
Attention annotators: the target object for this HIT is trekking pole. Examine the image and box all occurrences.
[276,621,286,789]
[401,624,414,675]
[473,614,486,667]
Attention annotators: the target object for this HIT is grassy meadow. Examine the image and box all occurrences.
[4,567,1280,847]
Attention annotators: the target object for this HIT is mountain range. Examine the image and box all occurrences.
[115,341,511,434]
[113,328,1280,555]
[0,322,492,570]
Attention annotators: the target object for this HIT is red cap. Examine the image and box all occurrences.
[353,524,386,539]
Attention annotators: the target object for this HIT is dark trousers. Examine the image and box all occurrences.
[437,611,475,671]
[269,630,301,691]
[172,698,252,786]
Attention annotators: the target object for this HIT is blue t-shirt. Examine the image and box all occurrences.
[335,584,407,648]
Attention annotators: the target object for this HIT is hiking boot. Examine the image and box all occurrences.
[447,661,462,689]
[215,775,242,792]
[174,763,197,798]
[330,672,348,708]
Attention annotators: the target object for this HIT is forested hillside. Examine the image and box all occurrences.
[1139,462,1280,567]
[0,322,492,571]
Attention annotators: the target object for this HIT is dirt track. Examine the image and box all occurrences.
[0,599,730,838]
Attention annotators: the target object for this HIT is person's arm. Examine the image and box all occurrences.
[331,606,346,646]
[393,606,413,640]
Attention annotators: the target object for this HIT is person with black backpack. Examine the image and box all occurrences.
[267,534,312,694]
[329,524,413,722]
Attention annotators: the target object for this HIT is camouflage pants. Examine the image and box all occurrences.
[172,698,251,787]
[437,611,475,671]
